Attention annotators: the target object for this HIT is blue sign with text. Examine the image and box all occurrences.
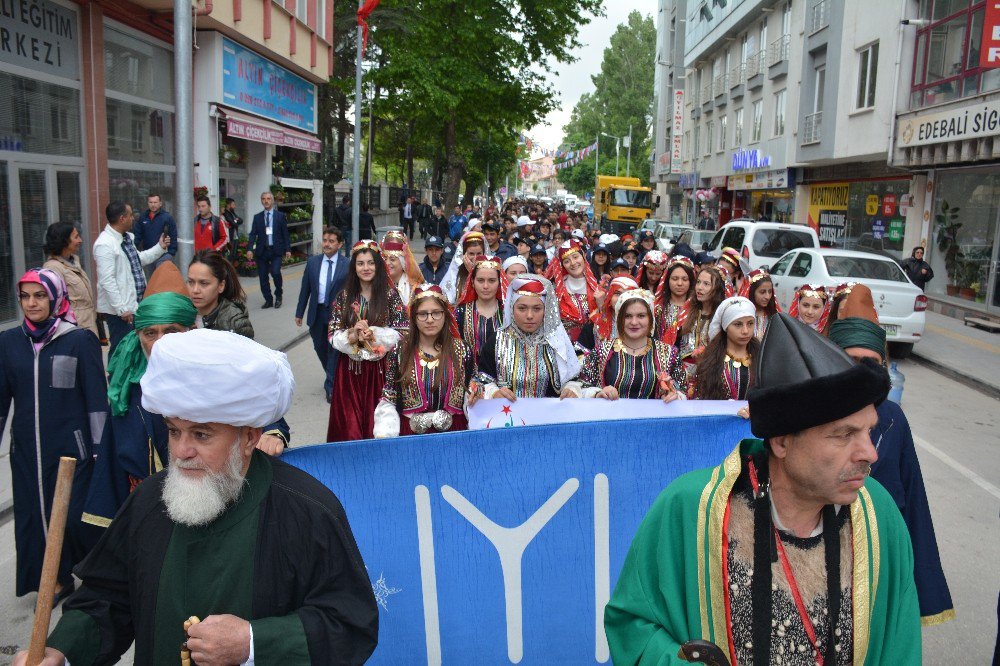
[284,414,752,665]
[221,37,316,132]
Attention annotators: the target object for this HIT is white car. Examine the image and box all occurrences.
[768,248,926,357]
[653,223,694,253]
[706,220,819,270]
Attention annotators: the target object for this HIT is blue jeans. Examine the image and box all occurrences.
[104,314,134,359]
[257,251,284,303]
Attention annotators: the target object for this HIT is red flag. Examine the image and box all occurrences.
[357,0,381,57]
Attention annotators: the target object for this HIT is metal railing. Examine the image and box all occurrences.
[809,0,829,33]
[728,62,746,88]
[712,73,728,98]
[767,34,790,67]
[701,82,713,103]
[803,111,823,143]
[745,50,764,79]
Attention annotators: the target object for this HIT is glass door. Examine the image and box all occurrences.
[0,163,84,324]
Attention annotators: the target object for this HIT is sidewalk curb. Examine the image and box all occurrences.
[278,330,311,353]
[910,351,1000,401]
[0,499,10,527]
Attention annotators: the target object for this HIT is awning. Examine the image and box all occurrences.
[217,106,321,153]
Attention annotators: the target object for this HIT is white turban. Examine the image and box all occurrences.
[708,296,757,341]
[141,328,295,427]
[502,255,528,272]
[599,234,619,245]
[516,215,532,227]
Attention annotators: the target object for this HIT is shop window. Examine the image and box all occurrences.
[856,42,879,110]
[104,26,174,106]
[107,99,174,164]
[0,73,81,157]
[0,163,14,322]
[909,4,988,109]
[109,169,176,221]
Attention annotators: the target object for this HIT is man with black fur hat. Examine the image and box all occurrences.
[606,312,921,665]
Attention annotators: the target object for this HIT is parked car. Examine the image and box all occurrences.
[706,220,820,270]
[653,223,694,253]
[674,229,717,253]
[768,248,926,357]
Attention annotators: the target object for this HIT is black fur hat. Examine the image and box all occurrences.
[747,313,890,439]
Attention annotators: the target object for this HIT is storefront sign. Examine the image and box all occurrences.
[730,168,791,191]
[871,218,886,240]
[709,175,728,188]
[897,97,1000,148]
[671,90,684,173]
[731,147,772,172]
[678,171,700,189]
[887,218,904,242]
[226,114,321,152]
[0,0,79,80]
[865,194,880,216]
[222,37,317,133]
[882,194,897,216]
[807,182,849,238]
[981,1,1000,68]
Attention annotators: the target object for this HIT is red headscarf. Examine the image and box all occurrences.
[590,276,639,341]
[456,258,507,307]
[788,283,831,330]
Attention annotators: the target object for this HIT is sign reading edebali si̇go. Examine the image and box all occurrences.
[222,37,316,133]
[897,97,1000,148]
[0,0,79,80]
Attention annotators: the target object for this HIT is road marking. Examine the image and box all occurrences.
[913,434,1000,501]
[925,323,1000,355]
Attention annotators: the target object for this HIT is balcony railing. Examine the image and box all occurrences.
[745,50,764,79]
[803,111,823,143]
[701,82,713,103]
[728,62,746,88]
[767,34,790,67]
[809,0,829,34]
[712,73,728,98]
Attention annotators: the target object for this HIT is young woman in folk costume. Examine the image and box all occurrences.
[636,250,668,293]
[653,256,696,339]
[823,281,857,336]
[550,239,599,344]
[716,246,743,296]
[739,267,779,340]
[441,230,487,304]
[788,283,831,331]
[578,289,688,401]
[454,257,507,369]
[690,296,759,401]
[468,275,583,403]
[374,284,470,437]
[327,241,408,442]
[580,275,639,352]
[382,230,424,306]
[662,265,728,362]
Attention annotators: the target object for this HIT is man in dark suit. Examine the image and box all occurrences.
[416,198,433,239]
[296,227,347,402]
[247,191,291,308]
[359,203,377,240]
[399,195,415,239]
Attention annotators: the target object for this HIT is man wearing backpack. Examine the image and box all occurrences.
[247,191,291,309]
[193,195,230,253]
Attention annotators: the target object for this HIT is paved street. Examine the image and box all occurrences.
[1,258,999,663]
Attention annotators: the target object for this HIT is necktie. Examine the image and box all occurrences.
[267,211,273,246]
[324,258,335,305]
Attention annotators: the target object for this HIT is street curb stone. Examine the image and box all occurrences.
[911,351,1000,401]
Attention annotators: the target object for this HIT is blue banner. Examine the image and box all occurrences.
[284,413,753,665]
[221,37,316,132]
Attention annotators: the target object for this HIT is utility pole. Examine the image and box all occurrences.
[351,0,363,244]
[625,125,632,178]
[615,138,620,177]
[174,0,193,271]
[595,134,600,179]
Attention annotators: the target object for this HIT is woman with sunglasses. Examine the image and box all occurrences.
[327,241,408,442]
[454,258,505,369]
[374,284,470,437]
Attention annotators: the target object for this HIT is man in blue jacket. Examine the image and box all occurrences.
[420,236,448,284]
[296,227,348,402]
[247,191,291,309]
[135,194,177,271]
[448,205,467,241]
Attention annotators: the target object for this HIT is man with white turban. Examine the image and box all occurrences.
[17,329,378,666]
[468,275,583,403]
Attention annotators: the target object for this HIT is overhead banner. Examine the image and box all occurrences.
[283,411,753,665]
[468,397,746,429]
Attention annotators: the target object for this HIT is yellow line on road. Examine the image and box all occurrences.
[926,323,1000,355]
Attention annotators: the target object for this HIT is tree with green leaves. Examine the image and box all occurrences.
[559,10,656,196]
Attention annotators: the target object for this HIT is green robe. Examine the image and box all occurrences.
[604,439,921,665]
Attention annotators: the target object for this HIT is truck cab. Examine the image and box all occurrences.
[594,175,657,236]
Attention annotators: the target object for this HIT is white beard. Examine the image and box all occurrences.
[162,437,247,526]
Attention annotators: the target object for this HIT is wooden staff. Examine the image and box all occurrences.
[26,456,77,666]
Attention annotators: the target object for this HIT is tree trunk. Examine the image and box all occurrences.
[463,176,476,211]
[405,118,416,191]
[442,118,464,208]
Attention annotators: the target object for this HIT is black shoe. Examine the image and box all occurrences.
[262,301,273,309]
[275,298,282,309]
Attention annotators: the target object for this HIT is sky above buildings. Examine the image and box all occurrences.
[527,0,653,153]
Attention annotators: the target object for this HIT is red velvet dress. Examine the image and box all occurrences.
[326,289,408,442]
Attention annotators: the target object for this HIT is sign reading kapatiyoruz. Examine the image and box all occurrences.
[221,37,317,133]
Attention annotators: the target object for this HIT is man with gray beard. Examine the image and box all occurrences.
[16,328,378,666]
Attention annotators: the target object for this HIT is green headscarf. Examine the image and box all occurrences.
[107,292,198,416]
[828,317,886,359]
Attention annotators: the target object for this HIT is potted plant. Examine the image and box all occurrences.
[194,185,209,199]
[270,183,286,203]
[935,200,964,296]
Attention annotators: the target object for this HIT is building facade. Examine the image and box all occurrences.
[651,0,687,221]
[0,0,333,324]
